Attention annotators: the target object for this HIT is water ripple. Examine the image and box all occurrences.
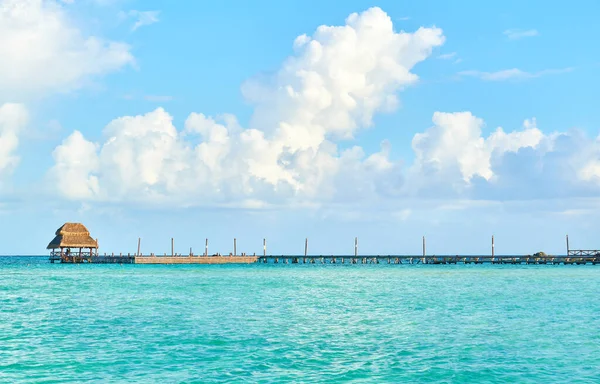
[0,259,599,382]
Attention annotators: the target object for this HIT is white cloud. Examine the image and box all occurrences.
[409,112,544,194]
[472,130,598,201]
[569,136,600,186]
[48,7,444,206]
[49,130,100,199]
[0,103,28,179]
[579,160,600,182]
[438,52,456,60]
[503,28,539,40]
[55,106,600,208]
[0,0,134,99]
[459,67,573,81]
[408,111,600,203]
[125,10,159,31]
[412,112,492,184]
[486,118,545,154]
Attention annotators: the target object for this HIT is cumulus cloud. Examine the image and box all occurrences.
[49,130,100,199]
[412,112,493,185]
[48,7,444,206]
[0,0,134,98]
[0,103,28,179]
[478,128,600,201]
[44,110,600,207]
[46,6,598,209]
[408,111,600,202]
[409,112,544,195]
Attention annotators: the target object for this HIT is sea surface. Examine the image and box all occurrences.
[1,256,599,383]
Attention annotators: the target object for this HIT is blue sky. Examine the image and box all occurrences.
[1,0,600,255]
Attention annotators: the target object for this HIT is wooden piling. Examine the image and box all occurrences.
[566,234,570,255]
[205,238,208,257]
[355,237,358,257]
[234,238,237,256]
[305,238,308,257]
[171,238,174,257]
[263,238,266,256]
[137,237,141,257]
[492,235,495,258]
[423,236,426,258]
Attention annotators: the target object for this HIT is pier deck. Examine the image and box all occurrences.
[257,254,600,265]
[50,255,135,264]
[135,255,258,264]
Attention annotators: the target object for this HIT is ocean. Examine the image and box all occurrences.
[1,257,599,383]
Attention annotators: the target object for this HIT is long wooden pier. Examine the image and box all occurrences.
[49,235,600,265]
[49,253,600,265]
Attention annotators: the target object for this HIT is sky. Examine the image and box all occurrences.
[1,0,600,256]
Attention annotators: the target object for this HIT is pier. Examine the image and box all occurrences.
[46,227,600,265]
[50,251,600,265]
[49,252,600,265]
[50,253,600,265]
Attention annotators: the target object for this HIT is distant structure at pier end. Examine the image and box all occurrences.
[47,222,99,263]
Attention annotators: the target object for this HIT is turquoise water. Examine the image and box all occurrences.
[1,257,599,383]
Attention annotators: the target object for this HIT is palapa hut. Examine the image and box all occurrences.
[47,223,99,261]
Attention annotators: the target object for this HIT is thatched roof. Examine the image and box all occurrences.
[47,222,99,249]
